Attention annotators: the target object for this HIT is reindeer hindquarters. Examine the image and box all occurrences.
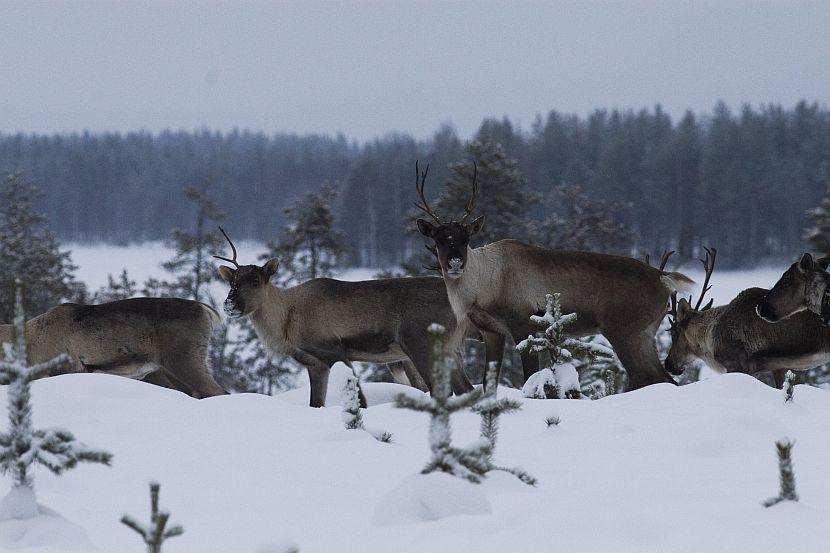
[158,346,226,399]
[606,330,677,390]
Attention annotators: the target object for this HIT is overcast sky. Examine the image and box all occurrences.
[1,1,828,141]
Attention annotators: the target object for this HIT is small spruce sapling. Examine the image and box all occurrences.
[0,283,112,519]
[763,439,799,507]
[394,324,489,483]
[121,482,184,553]
[783,370,796,403]
[341,374,392,443]
[341,375,364,430]
[472,363,537,485]
[517,293,614,399]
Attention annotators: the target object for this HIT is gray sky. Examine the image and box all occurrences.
[1,1,828,141]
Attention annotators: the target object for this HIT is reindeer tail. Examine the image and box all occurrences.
[200,303,222,329]
[660,272,695,295]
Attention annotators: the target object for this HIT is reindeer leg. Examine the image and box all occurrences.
[450,350,475,395]
[482,331,506,391]
[606,331,676,390]
[294,350,331,408]
[401,359,430,392]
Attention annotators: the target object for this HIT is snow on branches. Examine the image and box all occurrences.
[394,324,489,483]
[472,363,536,486]
[121,482,184,553]
[341,374,392,443]
[517,293,614,399]
[0,284,111,519]
[763,439,799,508]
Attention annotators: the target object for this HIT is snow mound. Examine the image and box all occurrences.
[279,362,426,407]
[372,473,492,525]
[0,488,93,550]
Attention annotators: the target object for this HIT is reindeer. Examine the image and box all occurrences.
[213,228,474,407]
[664,249,830,387]
[413,161,694,390]
[0,297,226,398]
[756,253,830,324]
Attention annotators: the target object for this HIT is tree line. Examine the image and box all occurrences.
[1,101,830,268]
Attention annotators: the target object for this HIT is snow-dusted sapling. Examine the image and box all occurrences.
[783,370,796,403]
[0,285,112,520]
[341,374,392,442]
[121,482,184,553]
[517,293,614,399]
[472,364,536,485]
[763,439,799,508]
[394,324,489,483]
[341,374,364,430]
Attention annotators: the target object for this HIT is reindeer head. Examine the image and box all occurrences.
[664,247,717,375]
[757,253,830,323]
[413,161,484,280]
[214,227,278,318]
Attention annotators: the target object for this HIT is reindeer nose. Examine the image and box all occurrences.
[448,258,464,271]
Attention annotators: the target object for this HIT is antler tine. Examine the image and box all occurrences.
[212,226,240,268]
[460,162,478,223]
[693,246,717,311]
[413,160,442,224]
[658,250,676,271]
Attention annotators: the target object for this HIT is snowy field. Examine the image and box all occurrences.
[2,370,829,552]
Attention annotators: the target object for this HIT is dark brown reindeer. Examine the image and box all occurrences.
[664,249,830,387]
[756,253,830,324]
[0,298,226,398]
[413,161,695,390]
[214,228,474,407]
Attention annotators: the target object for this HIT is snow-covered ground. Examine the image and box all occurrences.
[1,369,828,552]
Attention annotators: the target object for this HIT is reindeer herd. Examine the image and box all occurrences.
[3,164,830,404]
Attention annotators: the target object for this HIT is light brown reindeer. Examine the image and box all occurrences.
[756,253,830,324]
[214,228,474,407]
[0,297,226,398]
[665,249,830,387]
[414,161,694,390]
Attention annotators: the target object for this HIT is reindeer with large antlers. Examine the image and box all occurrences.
[414,161,695,390]
[214,227,476,407]
[664,248,830,387]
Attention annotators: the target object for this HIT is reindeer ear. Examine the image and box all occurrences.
[677,298,692,320]
[218,266,235,282]
[467,215,485,235]
[416,219,437,238]
[262,259,279,278]
[798,252,814,274]
[817,255,830,271]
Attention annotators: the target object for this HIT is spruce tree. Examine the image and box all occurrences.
[0,174,85,319]
[93,269,137,303]
[342,374,364,430]
[517,293,614,399]
[0,284,111,519]
[763,439,799,507]
[472,364,536,485]
[434,140,537,246]
[142,181,226,303]
[121,482,184,553]
[783,370,796,403]
[394,324,489,483]
[535,184,634,254]
[807,185,830,253]
[263,182,348,285]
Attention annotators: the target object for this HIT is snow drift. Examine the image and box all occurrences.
[0,368,829,552]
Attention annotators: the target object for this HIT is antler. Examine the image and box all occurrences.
[413,160,442,224]
[459,162,478,223]
[646,250,676,271]
[693,247,717,311]
[213,226,240,268]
